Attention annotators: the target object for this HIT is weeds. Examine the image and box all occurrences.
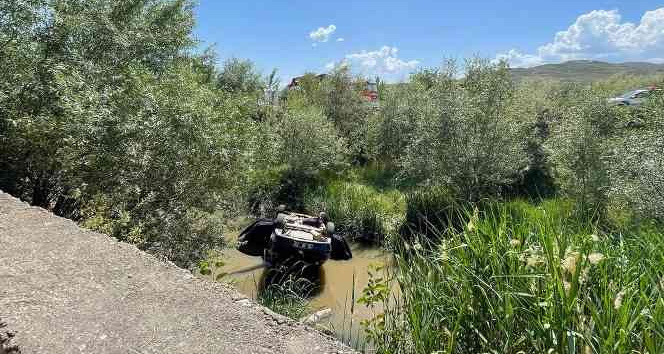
[257,277,313,320]
[304,180,406,244]
[359,199,664,354]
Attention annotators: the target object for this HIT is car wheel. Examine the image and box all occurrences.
[275,214,285,228]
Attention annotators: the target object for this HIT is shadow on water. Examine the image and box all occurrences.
[218,243,394,349]
[258,256,326,298]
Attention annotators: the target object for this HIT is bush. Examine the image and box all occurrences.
[270,106,348,175]
[606,92,664,222]
[0,1,260,267]
[247,105,348,214]
[286,67,372,164]
[546,88,616,218]
[399,59,529,201]
[247,166,324,216]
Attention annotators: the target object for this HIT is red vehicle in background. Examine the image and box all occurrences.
[362,81,379,102]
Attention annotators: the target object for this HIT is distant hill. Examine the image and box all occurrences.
[510,60,664,83]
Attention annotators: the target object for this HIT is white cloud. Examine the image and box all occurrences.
[309,25,337,43]
[338,46,419,80]
[336,38,345,42]
[496,8,664,67]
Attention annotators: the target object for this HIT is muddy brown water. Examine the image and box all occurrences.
[217,239,394,347]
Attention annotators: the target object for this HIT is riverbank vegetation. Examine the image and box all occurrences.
[2,1,663,352]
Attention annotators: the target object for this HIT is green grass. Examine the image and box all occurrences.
[401,186,461,240]
[358,199,664,353]
[304,180,406,244]
[257,279,312,320]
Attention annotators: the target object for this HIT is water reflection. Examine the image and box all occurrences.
[219,243,393,346]
[258,257,325,297]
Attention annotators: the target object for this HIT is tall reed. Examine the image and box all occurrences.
[360,199,664,353]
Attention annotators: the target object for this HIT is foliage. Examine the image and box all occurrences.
[257,270,315,320]
[286,67,372,164]
[546,88,616,217]
[0,0,260,267]
[197,250,227,282]
[304,180,406,243]
[270,106,347,175]
[370,84,423,166]
[244,106,348,213]
[360,200,664,354]
[606,92,664,221]
[216,57,264,95]
[257,282,311,320]
[400,186,462,240]
[398,59,529,201]
[358,263,392,346]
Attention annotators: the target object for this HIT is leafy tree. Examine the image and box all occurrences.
[274,106,347,174]
[546,88,615,216]
[0,0,262,266]
[321,67,372,164]
[607,92,664,221]
[400,59,529,201]
[216,57,264,95]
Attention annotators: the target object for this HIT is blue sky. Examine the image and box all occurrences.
[194,1,664,82]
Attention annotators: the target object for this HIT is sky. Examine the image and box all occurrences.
[194,1,664,83]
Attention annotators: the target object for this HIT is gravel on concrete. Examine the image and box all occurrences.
[0,192,356,354]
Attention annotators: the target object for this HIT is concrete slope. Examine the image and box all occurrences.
[0,192,355,354]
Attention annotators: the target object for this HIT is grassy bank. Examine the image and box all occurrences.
[304,179,406,244]
[358,199,664,354]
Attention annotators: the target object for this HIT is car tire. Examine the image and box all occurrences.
[275,214,286,228]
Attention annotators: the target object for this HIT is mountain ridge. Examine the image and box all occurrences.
[510,60,664,82]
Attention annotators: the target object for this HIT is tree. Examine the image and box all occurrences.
[216,58,264,95]
[0,0,261,266]
[546,88,614,216]
[400,59,529,201]
[607,92,664,221]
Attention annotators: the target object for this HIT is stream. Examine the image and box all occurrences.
[217,241,394,347]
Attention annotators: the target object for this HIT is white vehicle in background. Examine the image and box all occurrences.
[608,87,661,106]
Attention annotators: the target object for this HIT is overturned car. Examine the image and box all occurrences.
[237,207,352,265]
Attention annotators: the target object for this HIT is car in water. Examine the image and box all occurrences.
[608,87,660,106]
[236,207,352,266]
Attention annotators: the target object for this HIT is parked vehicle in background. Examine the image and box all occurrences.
[608,86,661,106]
[362,81,379,102]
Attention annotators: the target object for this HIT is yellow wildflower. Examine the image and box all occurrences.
[587,253,605,265]
[614,290,626,309]
[561,252,580,275]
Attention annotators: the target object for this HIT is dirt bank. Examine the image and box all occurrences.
[0,192,355,354]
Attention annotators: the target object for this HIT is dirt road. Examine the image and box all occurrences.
[0,192,355,354]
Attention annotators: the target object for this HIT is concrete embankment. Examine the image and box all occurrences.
[0,192,355,354]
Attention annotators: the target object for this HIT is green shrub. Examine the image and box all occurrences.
[546,89,616,219]
[399,59,530,201]
[247,166,325,216]
[606,92,664,222]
